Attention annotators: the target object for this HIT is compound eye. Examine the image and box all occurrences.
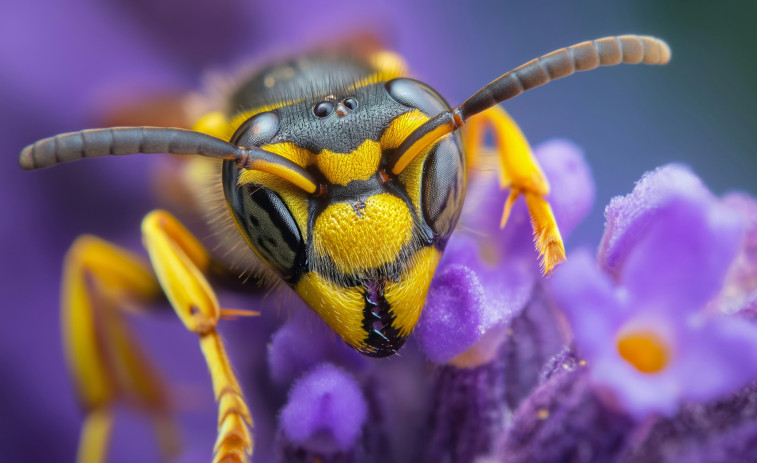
[313,101,334,118]
[421,137,465,242]
[385,78,449,116]
[222,162,306,281]
[342,97,358,111]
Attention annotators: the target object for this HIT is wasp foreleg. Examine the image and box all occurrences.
[464,106,566,274]
[141,210,253,463]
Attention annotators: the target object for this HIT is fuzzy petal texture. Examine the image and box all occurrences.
[546,164,757,419]
[415,263,488,363]
[598,164,713,280]
[713,193,757,315]
[503,365,634,463]
[622,196,743,315]
[419,139,594,361]
[422,357,509,462]
[279,363,368,454]
[268,309,370,385]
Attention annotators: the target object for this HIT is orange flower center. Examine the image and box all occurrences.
[616,332,669,374]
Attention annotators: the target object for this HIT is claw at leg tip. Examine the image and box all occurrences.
[540,241,566,276]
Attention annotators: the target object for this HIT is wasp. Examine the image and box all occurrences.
[19,35,670,463]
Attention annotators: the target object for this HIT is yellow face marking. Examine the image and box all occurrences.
[295,272,367,349]
[379,110,429,149]
[232,110,438,275]
[255,142,311,168]
[316,140,382,185]
[249,139,383,187]
[397,152,427,219]
[313,193,414,275]
[384,247,442,338]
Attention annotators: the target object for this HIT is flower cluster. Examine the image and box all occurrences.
[261,139,594,462]
[505,165,757,462]
[262,153,757,463]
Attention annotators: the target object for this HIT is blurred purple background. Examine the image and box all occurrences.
[2,1,756,462]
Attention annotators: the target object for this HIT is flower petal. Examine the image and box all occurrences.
[547,249,626,358]
[536,139,595,237]
[598,164,712,280]
[713,193,757,314]
[622,195,743,313]
[416,261,487,363]
[268,309,369,385]
[441,231,539,324]
[590,353,681,419]
[674,315,757,403]
[279,363,368,453]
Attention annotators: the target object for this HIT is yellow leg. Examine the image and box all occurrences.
[76,408,113,463]
[142,210,253,463]
[62,235,180,463]
[463,106,566,274]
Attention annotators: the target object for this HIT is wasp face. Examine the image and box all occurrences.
[223,65,466,356]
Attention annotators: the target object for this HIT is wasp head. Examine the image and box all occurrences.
[223,75,466,357]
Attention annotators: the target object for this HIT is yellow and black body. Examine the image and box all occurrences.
[216,54,465,356]
[17,35,671,463]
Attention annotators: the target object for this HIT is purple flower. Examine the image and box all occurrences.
[549,165,757,419]
[268,307,370,386]
[597,164,713,281]
[502,357,634,463]
[421,358,509,462]
[413,139,592,463]
[416,139,594,364]
[279,363,368,455]
[712,193,757,316]
[500,281,568,408]
[6,3,756,462]
[618,382,757,463]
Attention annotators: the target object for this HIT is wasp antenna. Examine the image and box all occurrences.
[18,127,234,170]
[460,35,671,118]
[18,127,319,194]
[390,35,670,175]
